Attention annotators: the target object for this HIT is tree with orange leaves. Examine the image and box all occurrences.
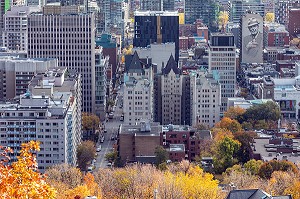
[0,141,56,199]
[224,106,246,120]
[215,117,242,133]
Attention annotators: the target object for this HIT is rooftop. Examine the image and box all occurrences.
[252,138,300,163]
[134,10,178,16]
[120,122,162,136]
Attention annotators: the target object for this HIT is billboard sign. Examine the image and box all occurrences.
[241,13,263,64]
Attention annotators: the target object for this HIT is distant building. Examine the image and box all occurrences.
[133,11,179,62]
[190,70,221,127]
[264,23,289,47]
[98,0,123,34]
[96,34,118,84]
[209,33,236,114]
[275,0,299,26]
[0,57,58,100]
[228,0,265,23]
[0,67,82,172]
[184,0,219,31]
[123,52,154,125]
[288,8,300,38]
[95,46,109,120]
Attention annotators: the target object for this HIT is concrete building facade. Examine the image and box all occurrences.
[209,33,236,114]
[0,57,57,100]
[161,55,182,125]
[27,5,97,113]
[2,6,41,51]
[0,67,82,172]
[123,52,154,125]
[190,70,221,128]
[133,43,175,73]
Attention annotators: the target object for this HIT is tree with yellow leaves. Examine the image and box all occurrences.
[218,11,229,32]
[82,112,100,132]
[265,12,275,23]
[0,141,56,199]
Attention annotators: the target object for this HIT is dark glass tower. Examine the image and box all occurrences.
[133,11,179,62]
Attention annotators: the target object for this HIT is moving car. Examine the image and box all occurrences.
[96,146,101,152]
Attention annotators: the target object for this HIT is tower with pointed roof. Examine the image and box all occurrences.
[159,54,183,125]
[123,51,154,125]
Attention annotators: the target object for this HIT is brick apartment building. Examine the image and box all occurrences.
[118,123,212,164]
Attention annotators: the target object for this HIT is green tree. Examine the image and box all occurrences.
[241,101,280,123]
[244,159,263,175]
[234,131,256,163]
[254,120,268,130]
[77,141,96,171]
[213,136,241,173]
[105,151,118,164]
[154,146,169,167]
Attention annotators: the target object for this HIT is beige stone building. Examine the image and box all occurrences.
[190,70,221,128]
[161,54,182,125]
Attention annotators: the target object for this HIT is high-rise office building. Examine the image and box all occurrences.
[0,67,82,172]
[275,0,299,26]
[27,5,97,113]
[98,0,123,35]
[228,0,265,23]
[184,0,219,30]
[133,11,179,62]
[208,33,236,114]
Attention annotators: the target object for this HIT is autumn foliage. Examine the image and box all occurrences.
[0,141,56,199]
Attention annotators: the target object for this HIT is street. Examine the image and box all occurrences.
[94,88,124,169]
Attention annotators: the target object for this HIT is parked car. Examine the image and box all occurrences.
[96,146,101,152]
[87,166,93,172]
[111,135,115,140]
[100,136,105,143]
[120,115,124,121]
[104,129,107,133]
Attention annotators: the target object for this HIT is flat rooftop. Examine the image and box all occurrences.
[120,122,162,136]
[252,138,300,163]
